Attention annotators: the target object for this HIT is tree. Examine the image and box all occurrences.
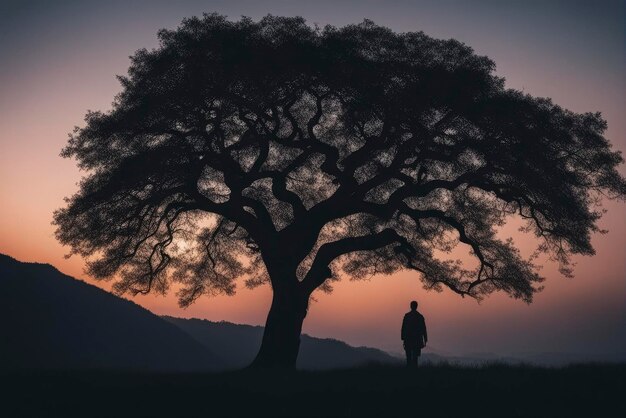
[54,14,626,368]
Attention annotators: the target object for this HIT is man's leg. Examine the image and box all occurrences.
[404,345,415,367]
[411,347,417,367]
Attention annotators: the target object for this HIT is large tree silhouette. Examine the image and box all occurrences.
[54,14,626,368]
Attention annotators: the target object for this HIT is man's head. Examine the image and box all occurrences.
[410,301,418,311]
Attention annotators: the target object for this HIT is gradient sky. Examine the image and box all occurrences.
[1,0,624,359]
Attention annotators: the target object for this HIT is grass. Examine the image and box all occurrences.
[3,363,624,417]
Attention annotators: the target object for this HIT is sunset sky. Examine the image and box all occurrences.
[1,0,624,360]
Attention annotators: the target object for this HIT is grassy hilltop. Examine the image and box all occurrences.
[4,363,624,417]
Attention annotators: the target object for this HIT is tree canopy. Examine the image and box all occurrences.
[54,14,626,367]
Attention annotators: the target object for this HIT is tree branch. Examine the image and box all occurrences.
[302,228,413,293]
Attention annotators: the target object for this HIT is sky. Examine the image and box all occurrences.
[1,0,625,360]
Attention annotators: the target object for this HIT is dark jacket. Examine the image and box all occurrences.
[401,311,427,346]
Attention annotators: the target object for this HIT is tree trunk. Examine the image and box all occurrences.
[249,284,309,369]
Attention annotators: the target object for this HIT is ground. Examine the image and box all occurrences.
[3,363,624,417]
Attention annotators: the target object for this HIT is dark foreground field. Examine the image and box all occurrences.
[3,364,624,417]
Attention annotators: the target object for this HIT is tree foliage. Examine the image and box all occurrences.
[55,14,626,310]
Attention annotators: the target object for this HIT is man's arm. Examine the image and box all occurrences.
[422,317,428,345]
[401,316,407,341]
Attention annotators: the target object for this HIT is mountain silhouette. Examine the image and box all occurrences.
[0,254,218,371]
[0,254,399,370]
[163,316,399,370]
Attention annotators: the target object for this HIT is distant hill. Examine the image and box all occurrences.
[0,254,218,371]
[0,253,400,371]
[163,316,400,369]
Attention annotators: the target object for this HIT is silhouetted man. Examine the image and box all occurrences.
[401,301,428,367]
